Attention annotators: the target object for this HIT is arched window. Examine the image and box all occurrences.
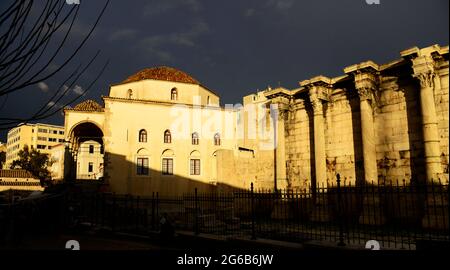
[127,89,133,99]
[192,132,199,145]
[139,129,147,142]
[136,148,149,175]
[214,133,221,146]
[171,88,178,100]
[161,149,174,175]
[164,130,171,143]
[190,150,201,175]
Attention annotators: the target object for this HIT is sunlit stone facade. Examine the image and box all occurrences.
[63,45,449,196]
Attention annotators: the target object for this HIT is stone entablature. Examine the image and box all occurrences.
[282,44,449,189]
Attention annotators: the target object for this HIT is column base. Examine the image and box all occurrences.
[421,194,449,230]
[310,198,331,222]
[270,201,293,219]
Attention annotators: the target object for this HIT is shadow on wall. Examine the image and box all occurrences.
[305,103,316,190]
[399,69,426,185]
[97,152,249,197]
[344,90,365,186]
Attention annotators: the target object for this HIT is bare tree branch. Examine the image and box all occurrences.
[0,0,110,128]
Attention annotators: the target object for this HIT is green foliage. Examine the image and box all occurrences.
[10,145,52,181]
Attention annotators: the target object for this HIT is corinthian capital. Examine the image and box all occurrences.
[357,87,373,101]
[300,76,331,115]
[411,54,436,89]
[309,90,323,113]
[354,72,378,101]
[414,71,435,89]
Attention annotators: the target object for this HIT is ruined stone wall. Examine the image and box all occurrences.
[285,100,313,191]
[374,75,423,184]
[284,60,449,187]
[436,62,449,182]
[216,149,274,191]
[324,91,362,186]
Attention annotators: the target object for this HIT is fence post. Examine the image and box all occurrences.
[112,193,116,232]
[101,193,105,227]
[136,196,140,232]
[337,174,345,246]
[151,192,155,230]
[251,182,256,240]
[444,180,450,241]
[156,192,159,230]
[194,188,199,235]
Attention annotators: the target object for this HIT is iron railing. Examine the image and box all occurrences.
[0,177,448,250]
[66,177,449,250]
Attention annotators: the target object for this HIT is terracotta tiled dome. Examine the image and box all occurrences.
[72,99,104,112]
[121,66,200,85]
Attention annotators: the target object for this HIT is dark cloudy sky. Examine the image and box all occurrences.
[0,0,448,141]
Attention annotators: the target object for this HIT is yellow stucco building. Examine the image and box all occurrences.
[64,67,240,195]
[4,123,65,169]
[63,44,449,196]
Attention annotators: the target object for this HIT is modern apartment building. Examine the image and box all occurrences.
[4,123,65,169]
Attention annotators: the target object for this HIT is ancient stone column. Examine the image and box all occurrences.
[309,90,327,188]
[272,97,289,189]
[412,55,442,183]
[355,72,378,183]
[345,62,385,225]
[301,77,332,222]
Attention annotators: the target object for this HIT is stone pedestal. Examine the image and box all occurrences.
[310,198,332,222]
[271,201,293,220]
[359,194,386,225]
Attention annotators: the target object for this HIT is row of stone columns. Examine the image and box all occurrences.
[298,47,444,187]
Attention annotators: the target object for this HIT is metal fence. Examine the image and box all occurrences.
[0,191,67,245]
[68,176,449,250]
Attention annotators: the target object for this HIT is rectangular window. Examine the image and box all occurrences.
[190,159,201,175]
[137,158,149,175]
[89,145,94,154]
[37,145,46,149]
[38,128,47,133]
[59,139,64,143]
[53,130,57,134]
[162,158,173,175]
[88,162,93,173]
[38,136,47,141]
[59,131,64,135]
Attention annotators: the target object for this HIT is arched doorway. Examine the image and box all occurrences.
[68,122,104,180]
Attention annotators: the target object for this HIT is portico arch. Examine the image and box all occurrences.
[67,121,105,180]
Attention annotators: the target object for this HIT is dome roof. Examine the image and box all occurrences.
[121,66,200,85]
[71,99,104,112]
